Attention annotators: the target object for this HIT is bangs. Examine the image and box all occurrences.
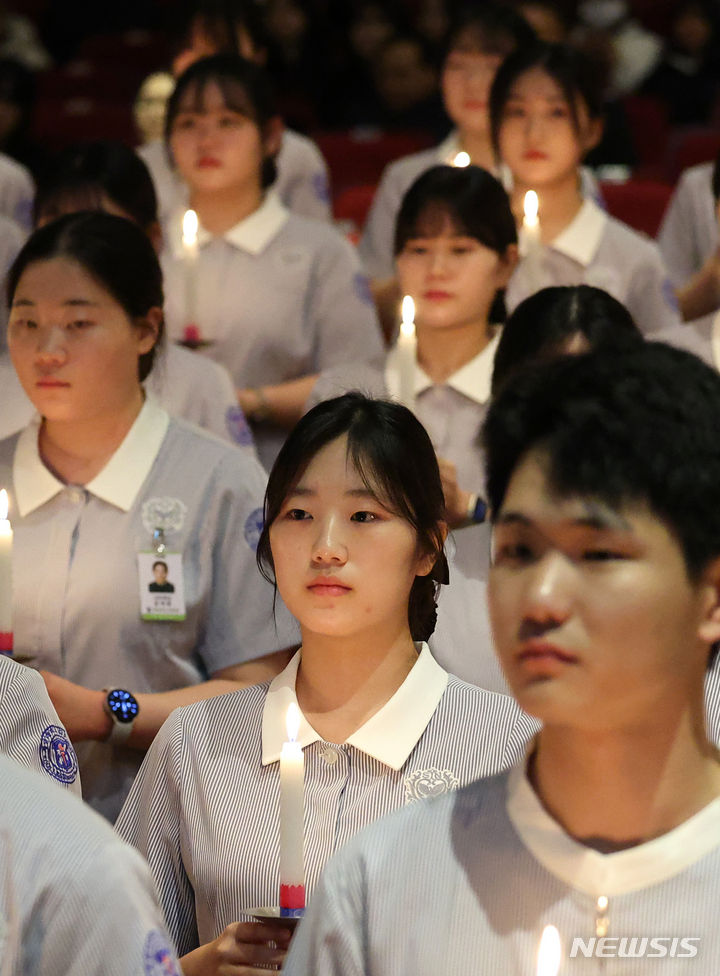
[174,74,258,123]
[346,431,418,529]
[402,200,468,241]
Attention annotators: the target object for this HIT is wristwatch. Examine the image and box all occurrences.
[102,688,140,744]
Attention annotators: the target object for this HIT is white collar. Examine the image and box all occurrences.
[385,331,500,405]
[506,757,720,896]
[169,191,290,258]
[549,197,607,267]
[261,643,449,769]
[436,131,461,164]
[13,397,170,517]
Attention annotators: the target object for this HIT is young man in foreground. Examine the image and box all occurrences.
[284,343,720,974]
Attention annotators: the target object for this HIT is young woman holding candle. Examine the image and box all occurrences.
[116,393,537,975]
[490,41,682,339]
[160,54,383,470]
[138,0,333,226]
[310,164,517,692]
[0,139,255,452]
[1,211,298,821]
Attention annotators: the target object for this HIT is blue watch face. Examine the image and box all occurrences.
[107,689,139,723]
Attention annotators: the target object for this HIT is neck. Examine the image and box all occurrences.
[416,320,494,384]
[458,130,496,171]
[40,392,144,485]
[512,173,584,243]
[295,624,419,743]
[190,184,263,236]
[530,703,720,851]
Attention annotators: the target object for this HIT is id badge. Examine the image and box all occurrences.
[138,551,187,621]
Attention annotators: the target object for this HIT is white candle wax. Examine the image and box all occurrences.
[0,489,12,652]
[536,925,561,976]
[182,209,200,338]
[397,295,417,410]
[522,190,545,293]
[279,702,305,913]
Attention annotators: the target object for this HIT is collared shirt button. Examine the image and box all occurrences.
[322,747,338,765]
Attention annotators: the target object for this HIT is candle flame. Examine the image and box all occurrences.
[182,209,199,245]
[286,702,301,743]
[453,151,470,168]
[0,489,8,521]
[400,295,415,338]
[524,190,539,224]
[536,925,561,976]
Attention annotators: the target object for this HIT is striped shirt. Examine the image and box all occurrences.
[116,645,537,956]
[0,653,81,795]
[0,753,181,976]
[285,763,720,975]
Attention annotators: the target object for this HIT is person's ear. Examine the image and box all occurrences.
[136,307,163,355]
[416,522,449,579]
[697,555,720,645]
[263,115,284,158]
[581,116,603,155]
[495,243,519,289]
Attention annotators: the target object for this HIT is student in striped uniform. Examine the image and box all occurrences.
[285,344,720,975]
[3,212,297,822]
[492,42,682,340]
[0,652,81,795]
[159,54,383,470]
[116,393,538,975]
[0,753,181,976]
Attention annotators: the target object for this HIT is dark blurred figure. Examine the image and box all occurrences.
[512,0,573,43]
[642,1,720,126]
[263,0,328,129]
[348,32,448,138]
[0,58,46,180]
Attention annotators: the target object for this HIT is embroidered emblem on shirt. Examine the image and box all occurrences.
[225,406,255,446]
[244,507,265,551]
[662,276,680,311]
[143,930,182,976]
[141,497,187,536]
[39,725,78,785]
[404,767,459,803]
[354,272,373,306]
[312,170,330,203]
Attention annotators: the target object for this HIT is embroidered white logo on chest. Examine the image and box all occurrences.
[404,767,459,803]
[141,497,188,535]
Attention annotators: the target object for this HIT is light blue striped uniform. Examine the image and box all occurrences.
[116,646,537,957]
[0,753,181,976]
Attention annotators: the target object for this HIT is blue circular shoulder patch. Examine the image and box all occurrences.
[244,507,265,552]
[354,272,374,307]
[312,170,330,204]
[225,405,255,447]
[143,929,181,976]
[39,725,78,785]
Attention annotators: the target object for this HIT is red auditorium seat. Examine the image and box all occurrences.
[599,179,673,238]
[314,129,434,197]
[333,184,377,237]
[32,98,137,152]
[622,94,669,181]
[665,128,720,185]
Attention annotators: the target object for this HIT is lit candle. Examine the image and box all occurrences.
[182,209,201,345]
[0,489,12,655]
[452,150,470,167]
[279,703,305,916]
[536,925,561,976]
[522,190,544,293]
[397,295,417,410]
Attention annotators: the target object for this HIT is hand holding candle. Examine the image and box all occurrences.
[536,925,561,976]
[0,489,12,655]
[279,702,305,917]
[397,295,417,410]
[522,190,544,294]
